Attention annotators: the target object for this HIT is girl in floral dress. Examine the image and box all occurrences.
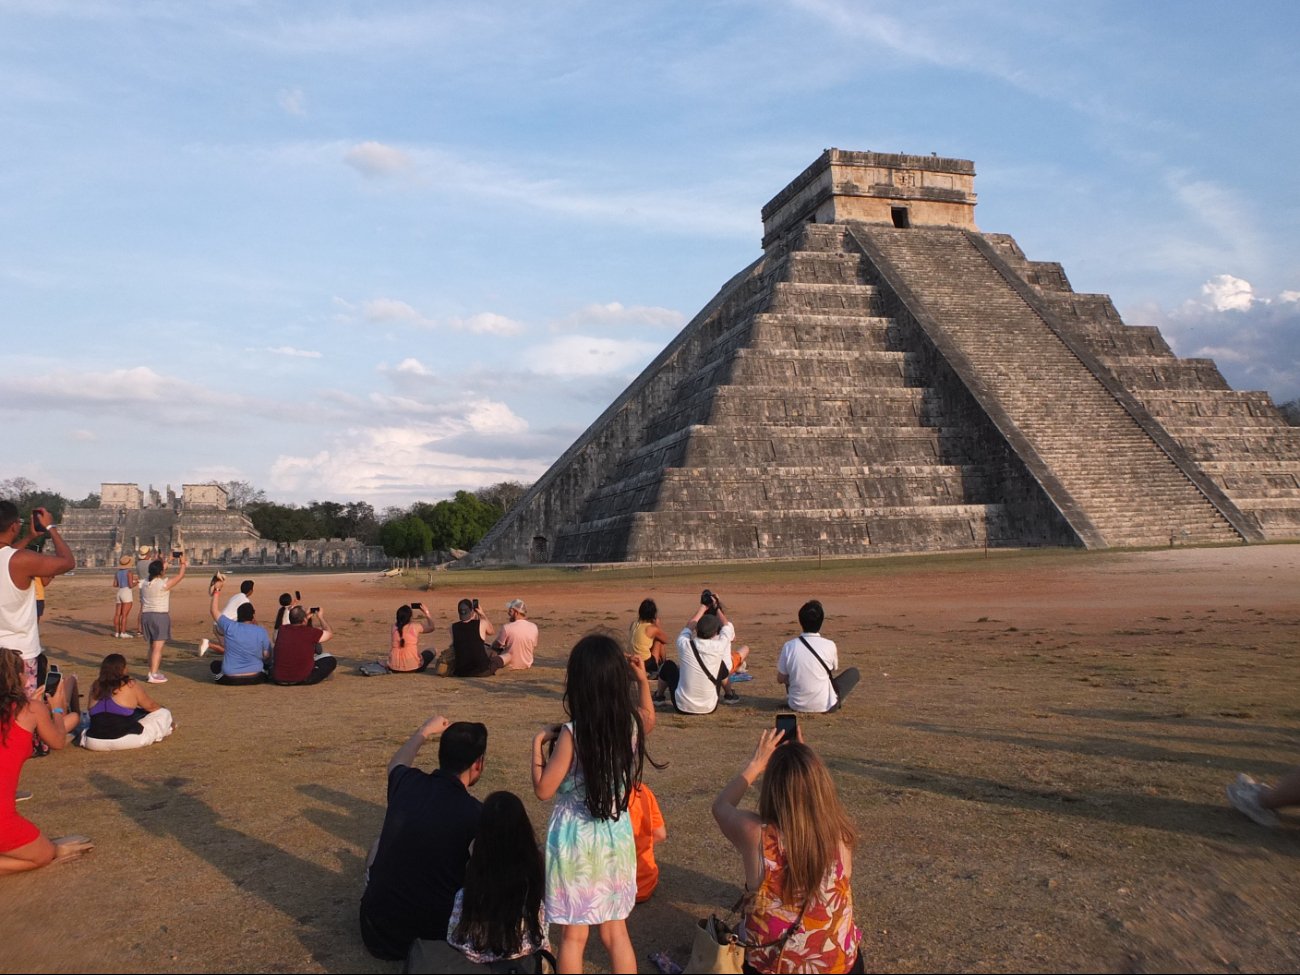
[532,633,656,974]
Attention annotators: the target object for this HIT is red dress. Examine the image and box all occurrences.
[1,720,40,853]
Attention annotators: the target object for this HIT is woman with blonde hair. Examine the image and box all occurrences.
[712,728,862,974]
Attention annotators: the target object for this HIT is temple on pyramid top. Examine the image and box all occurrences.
[762,149,978,246]
[470,149,1300,565]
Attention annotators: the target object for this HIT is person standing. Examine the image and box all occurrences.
[139,555,187,684]
[0,503,76,697]
[111,556,137,639]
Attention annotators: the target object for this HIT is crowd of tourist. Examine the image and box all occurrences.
[2,495,1295,973]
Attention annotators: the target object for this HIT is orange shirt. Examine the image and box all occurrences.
[628,783,664,902]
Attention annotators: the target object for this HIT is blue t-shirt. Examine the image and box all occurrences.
[216,615,271,676]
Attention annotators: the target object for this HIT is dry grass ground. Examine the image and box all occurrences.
[4,544,1299,973]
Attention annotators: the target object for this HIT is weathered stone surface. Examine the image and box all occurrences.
[469,150,1300,564]
[62,482,385,568]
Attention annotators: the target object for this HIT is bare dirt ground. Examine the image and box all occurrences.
[4,545,1299,973]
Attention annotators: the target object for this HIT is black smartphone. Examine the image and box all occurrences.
[295,590,302,601]
[472,598,479,610]
[44,668,62,697]
[775,712,798,742]
[172,550,183,559]
[309,607,320,615]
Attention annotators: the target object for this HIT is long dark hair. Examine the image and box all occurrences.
[394,605,413,647]
[563,632,646,821]
[91,653,132,703]
[0,648,27,745]
[451,791,545,958]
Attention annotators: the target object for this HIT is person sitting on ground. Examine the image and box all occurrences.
[777,600,861,713]
[491,599,538,671]
[1227,767,1300,828]
[389,603,436,673]
[270,606,337,686]
[629,780,667,903]
[111,556,137,639]
[81,652,174,750]
[449,599,495,678]
[272,592,296,636]
[207,579,270,685]
[713,726,863,974]
[360,715,487,960]
[0,646,93,875]
[629,599,669,677]
[202,578,257,656]
[657,589,750,712]
[446,790,550,965]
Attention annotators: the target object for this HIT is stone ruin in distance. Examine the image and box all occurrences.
[470,149,1300,564]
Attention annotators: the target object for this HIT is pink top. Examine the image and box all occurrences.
[388,623,425,672]
[496,619,539,669]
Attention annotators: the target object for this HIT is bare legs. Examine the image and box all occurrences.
[554,920,635,974]
[0,834,93,875]
[113,599,131,638]
[1260,767,1300,810]
[149,640,164,677]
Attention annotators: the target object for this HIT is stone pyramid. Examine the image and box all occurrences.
[470,149,1300,564]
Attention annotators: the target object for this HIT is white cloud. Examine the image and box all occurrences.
[268,399,543,505]
[528,335,660,378]
[363,297,435,327]
[1279,291,1300,304]
[552,302,685,332]
[449,312,525,336]
[1128,275,1300,402]
[256,345,323,359]
[277,86,306,117]
[70,429,95,441]
[1201,274,1255,312]
[392,357,433,376]
[343,140,414,179]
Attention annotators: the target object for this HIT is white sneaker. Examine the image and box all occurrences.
[1227,776,1280,827]
[198,638,210,657]
[147,672,168,684]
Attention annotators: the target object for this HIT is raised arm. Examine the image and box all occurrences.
[712,729,784,888]
[209,580,224,621]
[9,508,76,583]
[533,723,571,801]
[629,654,656,735]
[162,554,188,591]
[388,714,450,775]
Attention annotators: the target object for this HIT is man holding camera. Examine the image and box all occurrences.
[270,606,336,685]
[656,589,750,713]
[448,598,495,678]
[0,502,76,698]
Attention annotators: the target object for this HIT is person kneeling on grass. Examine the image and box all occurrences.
[81,652,174,750]
[207,580,270,685]
[270,606,337,686]
[1,647,92,875]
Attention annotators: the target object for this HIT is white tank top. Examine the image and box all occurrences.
[0,547,41,660]
[140,577,170,614]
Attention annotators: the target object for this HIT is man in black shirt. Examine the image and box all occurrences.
[359,714,488,960]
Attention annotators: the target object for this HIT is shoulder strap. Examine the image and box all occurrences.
[689,638,724,692]
[798,636,839,705]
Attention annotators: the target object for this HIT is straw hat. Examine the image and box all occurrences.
[137,546,150,556]
[118,555,133,566]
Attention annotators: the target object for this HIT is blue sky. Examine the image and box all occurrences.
[4,0,1298,509]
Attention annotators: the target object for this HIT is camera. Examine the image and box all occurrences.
[700,589,714,607]
[309,607,320,615]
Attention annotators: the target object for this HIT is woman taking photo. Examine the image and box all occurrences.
[81,653,174,751]
[532,633,656,974]
[447,790,550,965]
[712,728,862,974]
[139,554,187,684]
[0,647,92,875]
[388,603,436,673]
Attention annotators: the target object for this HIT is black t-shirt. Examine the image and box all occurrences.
[359,765,482,959]
[451,620,491,677]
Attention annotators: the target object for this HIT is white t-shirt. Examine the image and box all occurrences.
[221,592,250,621]
[0,547,41,660]
[777,632,839,713]
[140,578,170,614]
[673,622,735,714]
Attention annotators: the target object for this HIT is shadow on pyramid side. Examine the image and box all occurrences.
[470,149,1300,565]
